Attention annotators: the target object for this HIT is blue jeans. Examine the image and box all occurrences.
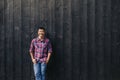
[33,62,47,80]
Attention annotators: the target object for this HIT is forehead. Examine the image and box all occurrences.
[38,29,45,31]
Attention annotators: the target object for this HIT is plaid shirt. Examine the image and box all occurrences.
[29,37,52,63]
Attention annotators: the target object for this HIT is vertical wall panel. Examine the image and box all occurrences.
[111,0,120,80]
[13,0,22,80]
[87,0,96,80]
[71,0,81,79]
[80,0,88,80]
[63,0,72,80]
[103,0,111,80]
[54,0,64,80]
[111,0,119,65]
[95,0,104,80]
[47,0,55,32]
[0,0,5,80]
[21,0,31,80]
[4,0,14,80]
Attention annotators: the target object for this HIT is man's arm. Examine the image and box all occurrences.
[46,52,51,64]
[30,52,36,64]
[46,40,52,64]
[29,39,36,64]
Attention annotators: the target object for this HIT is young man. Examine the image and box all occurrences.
[29,27,52,80]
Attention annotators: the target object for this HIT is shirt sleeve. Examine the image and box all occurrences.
[29,39,35,53]
[47,40,52,53]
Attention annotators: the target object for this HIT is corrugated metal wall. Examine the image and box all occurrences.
[0,0,120,80]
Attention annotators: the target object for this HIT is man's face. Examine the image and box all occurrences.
[38,29,45,37]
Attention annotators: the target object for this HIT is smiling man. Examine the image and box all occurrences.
[29,27,52,80]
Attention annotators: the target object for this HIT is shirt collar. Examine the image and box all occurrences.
[36,37,46,42]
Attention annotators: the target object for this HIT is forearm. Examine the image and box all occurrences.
[30,52,34,60]
[47,53,51,61]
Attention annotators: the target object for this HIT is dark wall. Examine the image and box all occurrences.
[111,1,120,80]
[0,0,120,80]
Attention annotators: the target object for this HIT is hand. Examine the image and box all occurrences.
[32,59,36,64]
[46,60,49,64]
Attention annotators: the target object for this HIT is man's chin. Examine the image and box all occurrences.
[39,35,44,37]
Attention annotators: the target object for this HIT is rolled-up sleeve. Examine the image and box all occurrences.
[29,39,35,53]
[47,41,52,53]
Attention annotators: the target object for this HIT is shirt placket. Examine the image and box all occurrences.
[40,41,44,57]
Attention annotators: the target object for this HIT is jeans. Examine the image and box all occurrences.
[33,62,47,80]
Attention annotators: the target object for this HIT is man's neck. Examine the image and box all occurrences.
[38,36,45,40]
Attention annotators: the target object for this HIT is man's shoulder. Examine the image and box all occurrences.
[45,37,50,42]
[31,38,37,42]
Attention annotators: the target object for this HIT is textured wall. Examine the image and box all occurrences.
[0,0,120,80]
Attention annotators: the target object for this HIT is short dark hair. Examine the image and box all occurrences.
[38,27,46,31]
